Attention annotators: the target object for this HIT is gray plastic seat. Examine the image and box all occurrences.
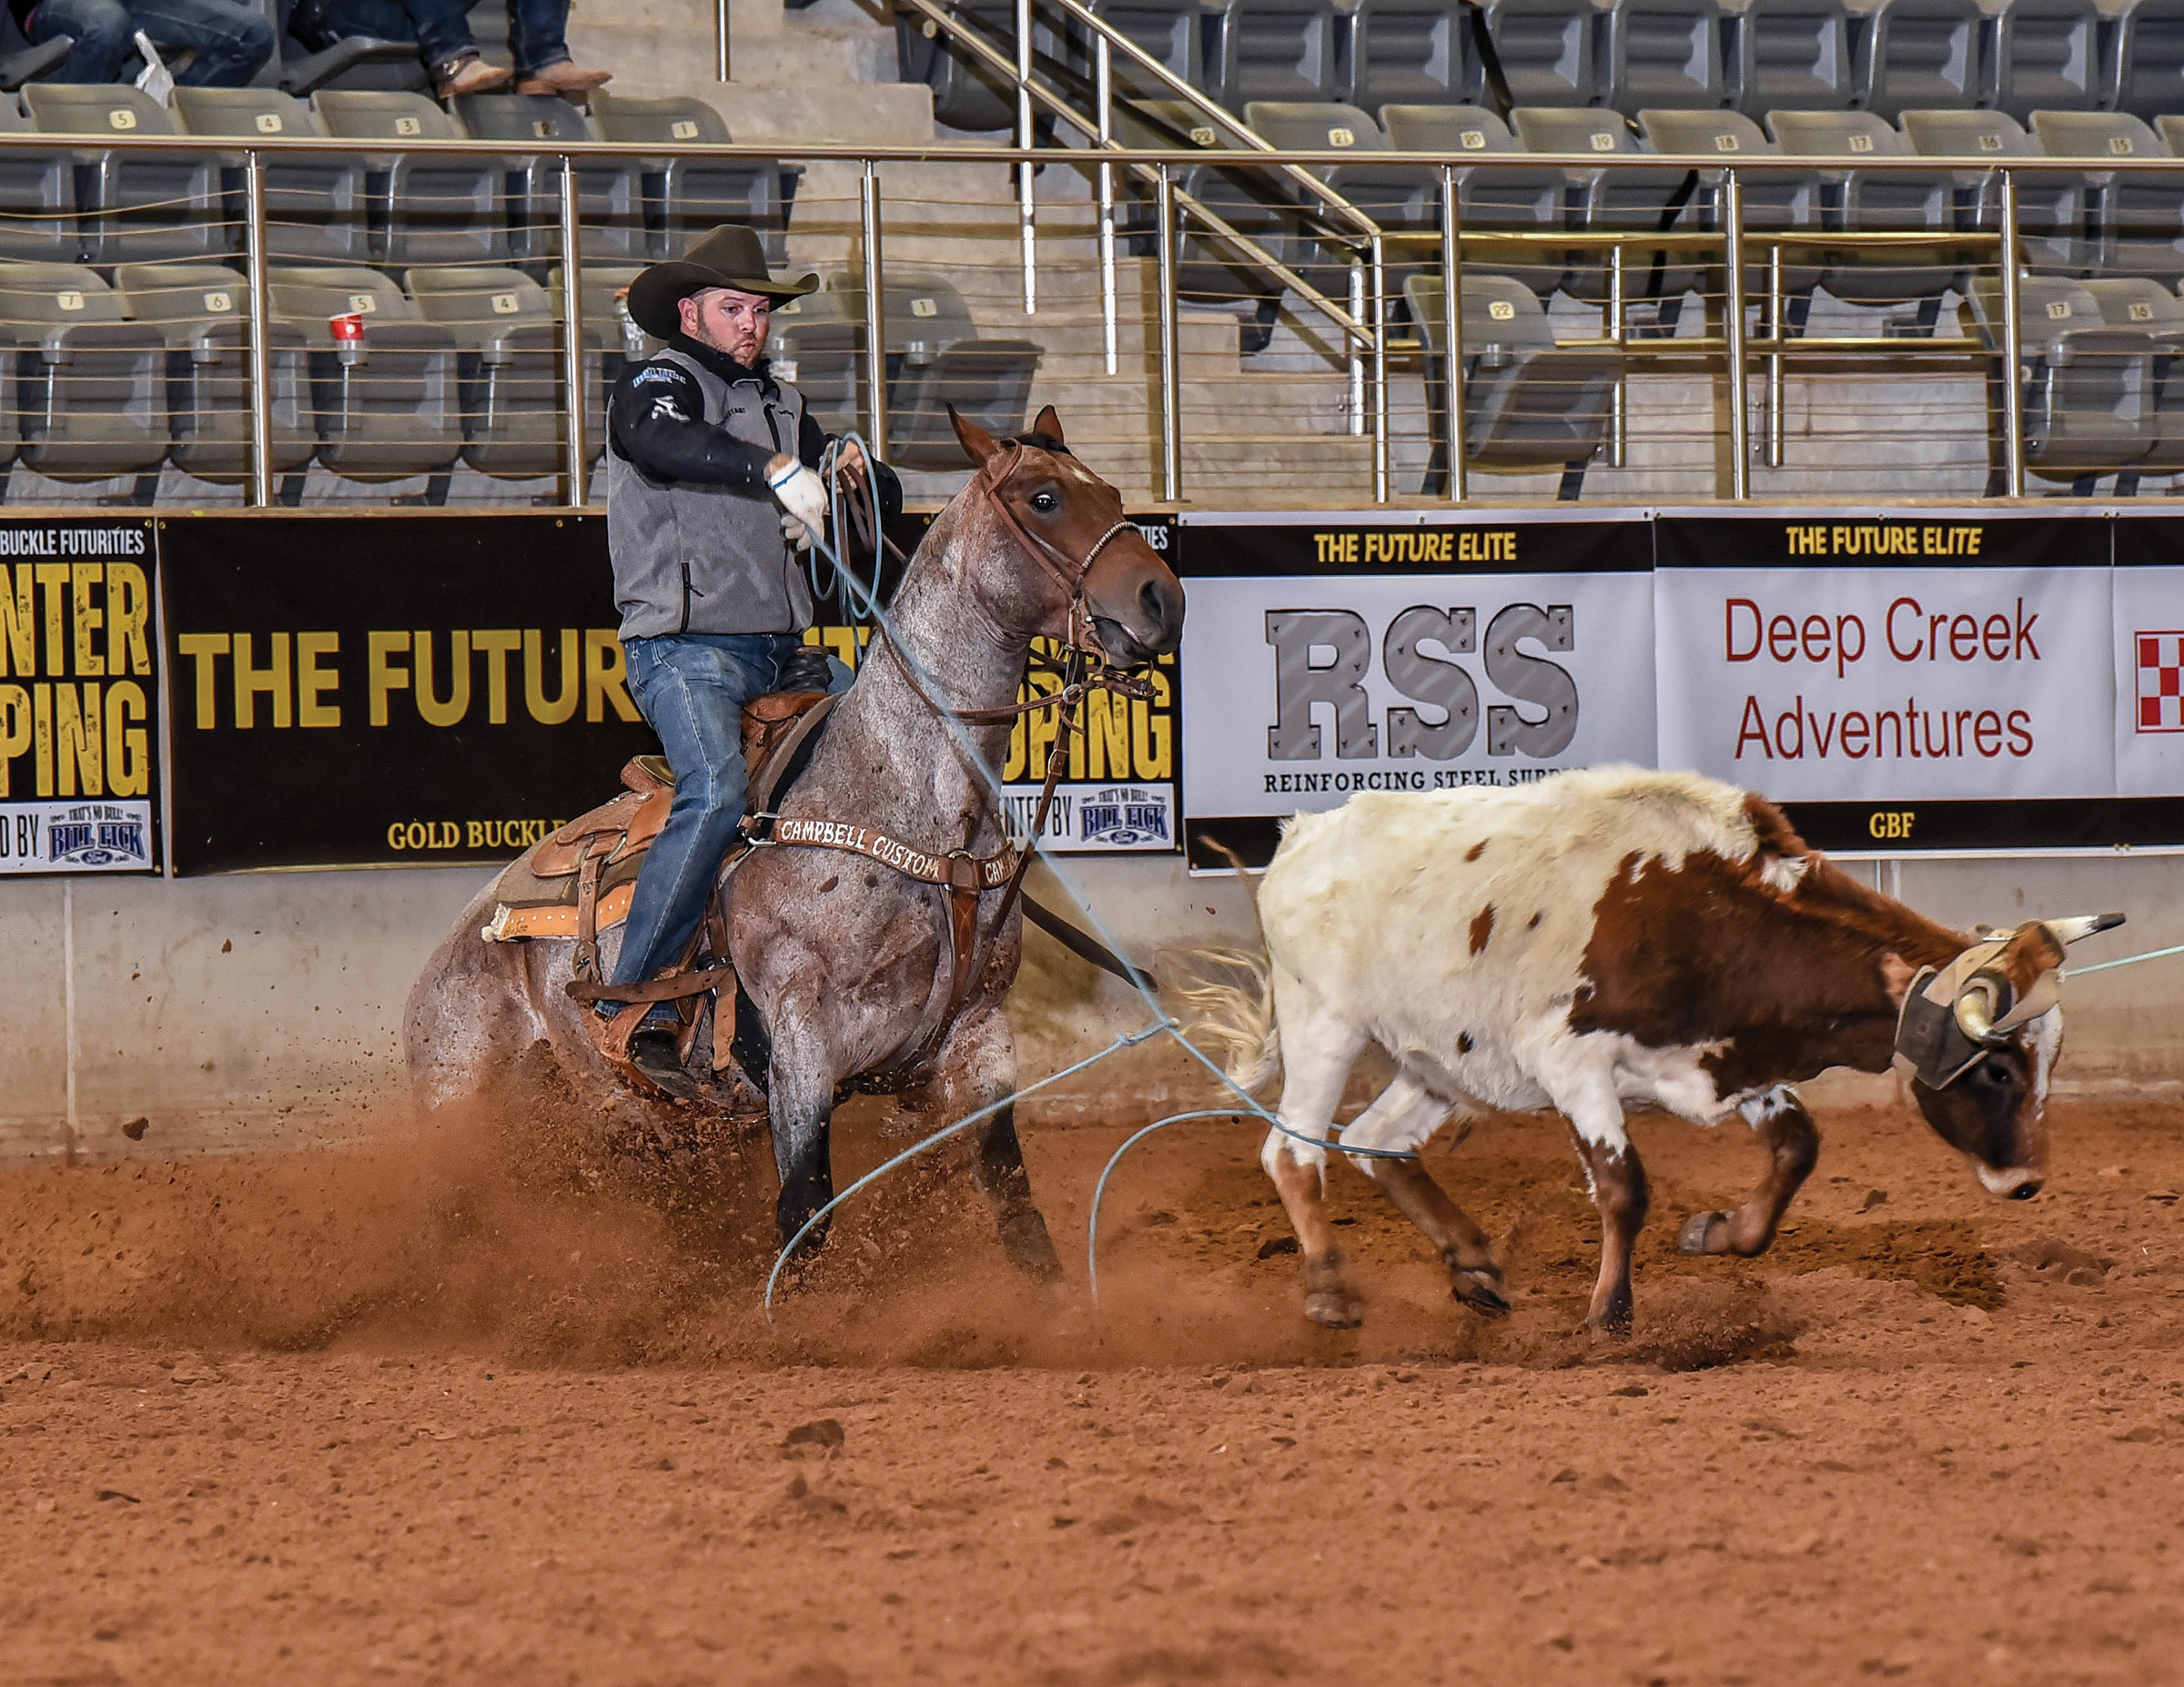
[267,265,460,482]
[111,262,313,484]
[1726,0,1855,116]
[0,96,75,262]
[310,90,502,268]
[1467,0,1601,106]
[1600,0,1726,112]
[1765,110,1959,315]
[407,267,604,477]
[1382,105,1570,298]
[1968,271,2155,488]
[1065,0,1208,104]
[1512,106,1704,318]
[1990,0,2112,120]
[1403,269,1623,498]
[589,94,801,268]
[1346,0,1465,110]
[2031,112,2184,285]
[765,288,865,437]
[894,0,1062,131]
[0,263,165,481]
[1637,109,1828,307]
[1854,0,1992,121]
[173,86,367,267]
[1899,108,2074,270]
[2082,277,2184,484]
[24,84,222,265]
[2110,0,2184,121]
[823,274,1044,470]
[1205,0,1343,106]
[450,93,599,268]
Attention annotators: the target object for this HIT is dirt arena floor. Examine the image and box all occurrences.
[4,1087,2183,1687]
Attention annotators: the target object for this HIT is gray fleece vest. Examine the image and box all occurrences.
[606,348,814,641]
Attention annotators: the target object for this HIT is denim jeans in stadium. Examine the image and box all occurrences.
[309,0,578,76]
[604,632,851,1008]
[25,0,274,86]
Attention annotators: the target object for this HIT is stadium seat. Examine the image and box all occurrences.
[588,94,802,268]
[1967,271,2154,490]
[1724,0,1856,116]
[2082,276,2184,490]
[2030,112,2184,287]
[1989,0,2112,120]
[0,8,72,92]
[1346,0,1465,112]
[1599,0,1727,113]
[1380,104,1572,299]
[267,265,461,487]
[1899,107,2075,272]
[820,274,1044,470]
[23,84,222,265]
[895,0,1036,131]
[765,288,866,437]
[1510,106,1704,327]
[1065,0,1208,105]
[1205,0,1343,108]
[1764,109,1960,320]
[1853,0,1992,122]
[407,267,604,480]
[172,86,368,267]
[1464,0,1601,107]
[1636,109,1828,322]
[0,94,76,262]
[310,90,503,269]
[450,92,599,268]
[0,262,167,484]
[112,261,314,484]
[268,0,420,96]
[1402,269,1623,499]
[2109,0,2184,121]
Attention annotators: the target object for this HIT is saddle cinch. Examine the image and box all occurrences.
[480,685,836,949]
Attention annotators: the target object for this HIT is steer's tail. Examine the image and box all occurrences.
[1171,838,1282,1093]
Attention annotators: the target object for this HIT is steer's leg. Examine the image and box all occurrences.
[1552,1070,1649,1338]
[1341,1071,1509,1316]
[925,1006,1063,1283]
[1678,1084,1820,1258]
[1259,1000,1368,1328]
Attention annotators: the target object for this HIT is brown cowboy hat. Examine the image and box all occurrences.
[624,225,818,339]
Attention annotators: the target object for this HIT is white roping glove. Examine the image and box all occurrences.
[781,510,814,552]
[767,457,828,551]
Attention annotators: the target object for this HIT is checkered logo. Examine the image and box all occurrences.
[2138,631,2184,732]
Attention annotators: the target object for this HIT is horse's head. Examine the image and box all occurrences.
[949,405,1184,664]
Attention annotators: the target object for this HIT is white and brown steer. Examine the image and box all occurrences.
[1188,766,2121,1337]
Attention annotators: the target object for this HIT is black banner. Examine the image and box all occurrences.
[0,519,159,874]
[1177,511,1647,578]
[160,514,657,874]
[1653,510,2098,571]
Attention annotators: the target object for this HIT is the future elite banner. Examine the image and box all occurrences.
[1177,510,1657,866]
[0,518,159,874]
[159,514,657,874]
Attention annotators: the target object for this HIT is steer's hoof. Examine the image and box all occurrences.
[1304,1288,1362,1329]
[1678,1210,1732,1255]
[1453,1269,1512,1317]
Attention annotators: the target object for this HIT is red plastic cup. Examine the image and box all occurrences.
[329,311,365,342]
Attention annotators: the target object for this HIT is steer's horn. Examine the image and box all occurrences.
[2046,912,2128,946]
[1954,972,2011,1045]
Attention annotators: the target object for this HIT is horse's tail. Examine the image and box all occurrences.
[1171,837,1280,1093]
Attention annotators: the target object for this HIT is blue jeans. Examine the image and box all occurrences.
[314,0,575,76]
[607,632,850,1002]
[27,0,273,86]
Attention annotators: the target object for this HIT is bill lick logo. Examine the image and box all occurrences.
[2138,631,2184,733]
[1080,785,1171,846]
[0,798,153,871]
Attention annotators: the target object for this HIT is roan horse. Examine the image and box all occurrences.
[405,407,1184,1276]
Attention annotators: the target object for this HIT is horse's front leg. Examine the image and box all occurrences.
[923,1007,1063,1282]
[767,990,844,1266]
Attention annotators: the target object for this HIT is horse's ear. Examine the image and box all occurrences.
[1031,404,1065,447]
[949,404,1001,469]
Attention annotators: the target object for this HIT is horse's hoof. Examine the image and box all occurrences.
[1678,1210,1731,1255]
[1453,1270,1511,1317]
[999,1212,1066,1284]
[1304,1290,1362,1329]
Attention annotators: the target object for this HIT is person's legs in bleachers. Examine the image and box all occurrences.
[507,0,609,95]
[128,0,276,86]
[22,0,136,83]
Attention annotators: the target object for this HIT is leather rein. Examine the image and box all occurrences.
[751,440,1156,1086]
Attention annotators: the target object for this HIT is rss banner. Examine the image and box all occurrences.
[158,514,656,873]
[1176,510,1656,868]
[1654,511,2115,850]
[0,519,158,874]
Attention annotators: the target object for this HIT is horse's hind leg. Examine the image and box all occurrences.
[928,1009,1062,1282]
[1340,1072,1509,1317]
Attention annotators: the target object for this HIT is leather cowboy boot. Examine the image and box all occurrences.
[627,1004,701,1099]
